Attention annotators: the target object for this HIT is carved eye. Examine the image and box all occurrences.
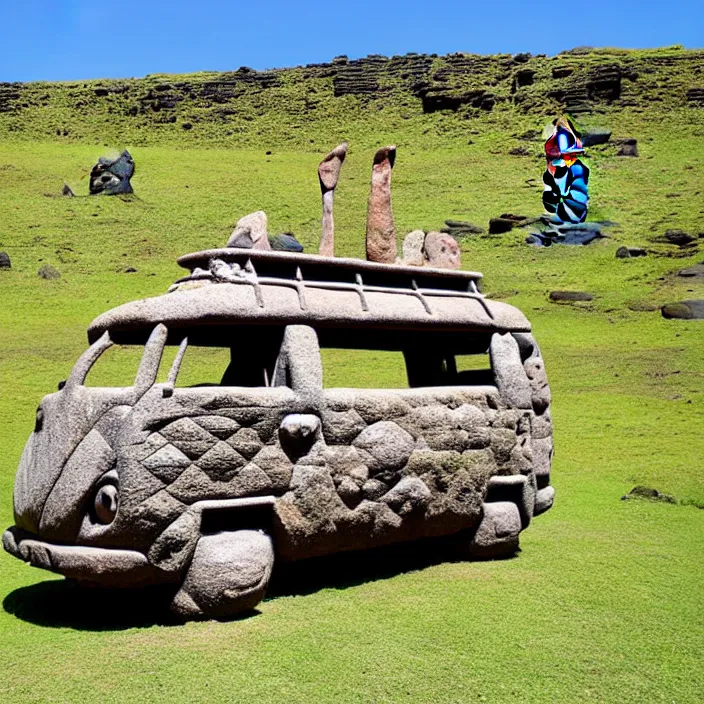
[94,483,119,524]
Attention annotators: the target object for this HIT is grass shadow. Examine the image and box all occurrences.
[4,533,517,629]
[3,579,262,631]
[268,531,518,600]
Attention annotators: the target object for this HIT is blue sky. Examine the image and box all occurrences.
[1,0,702,82]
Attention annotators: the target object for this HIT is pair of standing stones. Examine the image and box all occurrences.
[366,145,461,269]
[226,143,461,270]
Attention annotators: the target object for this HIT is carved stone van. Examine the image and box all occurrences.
[4,249,554,619]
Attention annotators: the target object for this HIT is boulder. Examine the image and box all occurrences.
[661,300,704,320]
[616,246,647,258]
[0,251,10,269]
[581,127,612,146]
[423,231,461,270]
[489,218,516,234]
[621,486,676,504]
[400,229,425,266]
[227,211,270,250]
[352,421,415,473]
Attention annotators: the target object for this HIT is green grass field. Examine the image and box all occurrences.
[1,57,703,702]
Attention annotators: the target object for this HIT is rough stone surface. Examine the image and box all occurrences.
[0,251,10,269]
[352,421,415,472]
[661,300,704,320]
[227,211,271,250]
[171,530,274,619]
[400,230,426,266]
[423,231,461,270]
[490,333,532,409]
[677,262,704,279]
[318,143,348,257]
[468,502,521,557]
[5,252,555,620]
[366,146,397,263]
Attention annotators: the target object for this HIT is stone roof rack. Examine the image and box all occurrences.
[175,249,491,319]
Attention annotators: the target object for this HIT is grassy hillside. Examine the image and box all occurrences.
[0,46,703,703]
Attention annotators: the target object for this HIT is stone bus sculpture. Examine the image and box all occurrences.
[4,245,554,620]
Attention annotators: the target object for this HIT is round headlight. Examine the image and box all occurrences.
[94,483,119,524]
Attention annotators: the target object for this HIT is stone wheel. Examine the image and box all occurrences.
[171,529,274,620]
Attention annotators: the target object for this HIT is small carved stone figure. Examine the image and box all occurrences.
[89,150,135,195]
[318,143,348,257]
[366,146,397,263]
[542,117,589,224]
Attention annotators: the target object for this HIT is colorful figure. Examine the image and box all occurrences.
[542,117,589,224]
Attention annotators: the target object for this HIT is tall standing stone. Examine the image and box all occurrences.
[318,143,348,257]
[365,146,397,263]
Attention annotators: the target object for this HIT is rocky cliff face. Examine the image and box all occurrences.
[0,46,701,146]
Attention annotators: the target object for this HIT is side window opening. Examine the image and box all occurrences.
[174,346,237,388]
[454,353,494,387]
[321,349,408,389]
[84,345,145,387]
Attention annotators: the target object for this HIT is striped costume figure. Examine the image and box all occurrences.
[542,117,589,224]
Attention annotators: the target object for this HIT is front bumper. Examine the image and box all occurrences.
[3,526,165,587]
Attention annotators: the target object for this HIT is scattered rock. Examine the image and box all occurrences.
[661,300,704,320]
[616,246,647,258]
[123,266,137,273]
[489,218,516,234]
[621,486,676,504]
[0,251,10,269]
[549,291,593,302]
[442,220,484,237]
[661,230,697,248]
[581,127,612,146]
[61,183,75,197]
[38,264,60,280]
[677,261,704,279]
[615,138,638,157]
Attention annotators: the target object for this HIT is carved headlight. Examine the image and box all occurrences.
[93,481,119,525]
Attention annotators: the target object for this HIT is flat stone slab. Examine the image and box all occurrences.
[549,291,594,302]
[661,300,704,320]
[677,262,704,279]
